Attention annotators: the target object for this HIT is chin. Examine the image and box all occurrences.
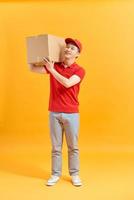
[64,54,72,59]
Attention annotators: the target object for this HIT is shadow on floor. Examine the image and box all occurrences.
[0,153,50,180]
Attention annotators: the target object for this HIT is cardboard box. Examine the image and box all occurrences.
[26,34,66,65]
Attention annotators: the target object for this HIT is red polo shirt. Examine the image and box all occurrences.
[44,62,85,113]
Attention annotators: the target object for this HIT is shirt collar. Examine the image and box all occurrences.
[61,62,76,68]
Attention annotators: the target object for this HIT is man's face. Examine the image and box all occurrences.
[64,43,80,59]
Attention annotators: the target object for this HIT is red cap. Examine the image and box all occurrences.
[65,38,82,52]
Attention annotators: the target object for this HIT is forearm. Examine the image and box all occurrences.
[50,68,69,88]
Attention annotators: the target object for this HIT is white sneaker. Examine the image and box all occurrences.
[46,175,60,186]
[71,175,82,186]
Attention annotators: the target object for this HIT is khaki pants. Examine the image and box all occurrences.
[49,111,80,176]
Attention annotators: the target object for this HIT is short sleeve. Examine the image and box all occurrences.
[74,67,86,82]
[43,65,50,74]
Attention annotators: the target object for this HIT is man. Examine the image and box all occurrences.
[29,38,86,186]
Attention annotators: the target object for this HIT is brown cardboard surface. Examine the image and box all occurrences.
[26,34,66,65]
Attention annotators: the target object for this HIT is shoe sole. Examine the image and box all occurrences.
[46,183,56,186]
[46,179,60,186]
[72,182,82,186]
[46,181,59,186]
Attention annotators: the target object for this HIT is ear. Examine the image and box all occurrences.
[76,51,80,58]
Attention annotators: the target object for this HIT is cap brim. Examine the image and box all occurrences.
[65,38,80,51]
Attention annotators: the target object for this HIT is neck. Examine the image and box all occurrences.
[63,58,75,67]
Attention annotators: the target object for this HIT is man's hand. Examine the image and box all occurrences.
[42,57,81,88]
[43,57,54,72]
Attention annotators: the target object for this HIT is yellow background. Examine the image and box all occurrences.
[0,0,134,200]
